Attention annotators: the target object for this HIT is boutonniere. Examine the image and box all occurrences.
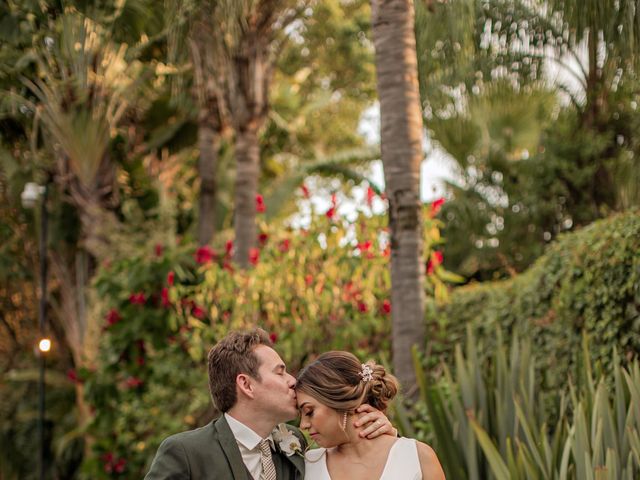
[272,424,303,457]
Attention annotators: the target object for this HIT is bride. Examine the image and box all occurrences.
[295,351,445,480]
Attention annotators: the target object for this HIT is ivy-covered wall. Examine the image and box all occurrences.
[428,210,640,388]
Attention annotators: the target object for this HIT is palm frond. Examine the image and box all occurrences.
[264,146,381,219]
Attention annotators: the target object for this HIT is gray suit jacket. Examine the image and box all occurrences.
[145,416,306,480]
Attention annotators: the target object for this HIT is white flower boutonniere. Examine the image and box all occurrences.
[272,424,303,457]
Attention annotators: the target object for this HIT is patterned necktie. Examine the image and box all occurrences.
[259,439,277,480]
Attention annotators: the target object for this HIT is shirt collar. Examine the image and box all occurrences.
[224,413,275,451]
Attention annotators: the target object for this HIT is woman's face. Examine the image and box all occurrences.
[297,391,347,448]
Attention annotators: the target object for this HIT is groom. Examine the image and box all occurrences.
[145,329,395,479]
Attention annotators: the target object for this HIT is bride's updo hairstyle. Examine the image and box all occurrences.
[295,351,399,412]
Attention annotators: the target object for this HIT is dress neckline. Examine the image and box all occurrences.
[322,438,403,479]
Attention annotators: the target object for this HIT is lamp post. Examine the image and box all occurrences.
[21,181,50,480]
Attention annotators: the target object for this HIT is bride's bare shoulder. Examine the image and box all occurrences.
[415,441,446,480]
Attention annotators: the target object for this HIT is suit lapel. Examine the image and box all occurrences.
[273,451,286,480]
[214,416,250,480]
[274,450,304,479]
[286,453,304,478]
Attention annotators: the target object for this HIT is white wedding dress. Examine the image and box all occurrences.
[303,437,422,479]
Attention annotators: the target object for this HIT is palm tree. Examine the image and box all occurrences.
[165,0,229,246]
[543,0,640,211]
[189,10,228,246]
[197,0,310,267]
[371,0,426,390]
[15,11,150,428]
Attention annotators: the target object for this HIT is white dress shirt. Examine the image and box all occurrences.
[224,413,276,480]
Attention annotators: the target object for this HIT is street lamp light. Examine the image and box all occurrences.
[22,181,50,480]
[38,338,52,353]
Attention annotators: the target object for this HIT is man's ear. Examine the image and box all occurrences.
[236,373,255,399]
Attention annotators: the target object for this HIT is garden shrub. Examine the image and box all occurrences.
[427,209,640,388]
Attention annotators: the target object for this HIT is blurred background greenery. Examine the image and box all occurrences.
[1,0,639,478]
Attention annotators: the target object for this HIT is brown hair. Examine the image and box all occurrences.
[295,351,399,413]
[207,328,272,412]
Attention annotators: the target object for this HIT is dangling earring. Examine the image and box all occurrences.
[341,411,348,430]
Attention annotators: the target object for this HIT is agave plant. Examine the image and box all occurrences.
[403,328,640,479]
[17,11,148,256]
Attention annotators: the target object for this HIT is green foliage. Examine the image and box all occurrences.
[416,0,640,280]
[428,210,640,388]
[406,328,640,479]
[0,366,84,480]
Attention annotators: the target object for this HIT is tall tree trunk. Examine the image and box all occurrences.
[234,127,260,267]
[49,250,96,454]
[197,117,219,246]
[190,14,224,246]
[372,0,425,392]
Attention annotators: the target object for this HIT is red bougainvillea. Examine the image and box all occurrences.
[430,197,445,217]
[195,245,216,264]
[256,194,266,213]
[426,250,444,275]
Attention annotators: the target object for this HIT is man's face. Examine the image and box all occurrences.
[251,345,298,422]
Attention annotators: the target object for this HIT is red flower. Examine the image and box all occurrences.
[105,308,122,327]
[305,274,313,286]
[195,245,216,264]
[124,377,143,389]
[256,194,266,213]
[357,240,372,252]
[167,271,175,286]
[269,332,278,343]
[381,299,391,315]
[67,369,81,383]
[192,304,206,319]
[366,187,375,207]
[357,301,368,313]
[325,207,336,220]
[426,250,444,275]
[300,184,310,199]
[249,247,260,266]
[161,287,171,308]
[101,452,114,463]
[430,197,445,217]
[154,244,163,257]
[225,240,234,257]
[259,233,269,246]
[129,292,146,305]
[114,458,126,474]
[278,239,291,253]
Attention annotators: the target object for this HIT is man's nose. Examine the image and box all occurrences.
[287,373,296,387]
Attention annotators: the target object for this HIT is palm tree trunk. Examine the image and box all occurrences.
[372,0,425,391]
[234,127,260,267]
[49,251,96,454]
[197,117,219,245]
